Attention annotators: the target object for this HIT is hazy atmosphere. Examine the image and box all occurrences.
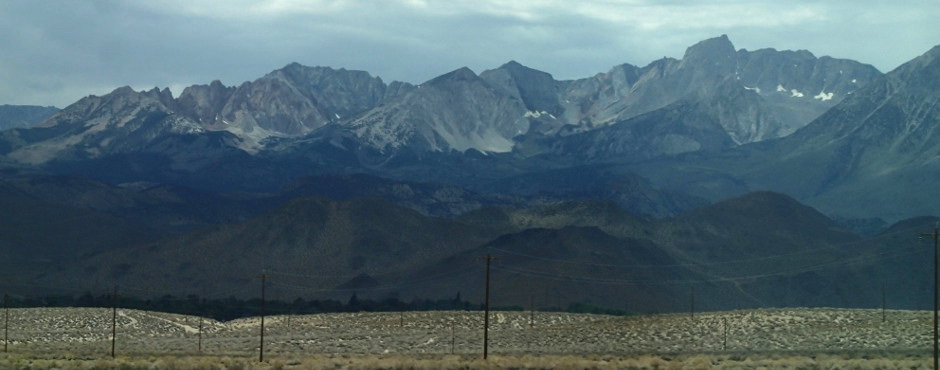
[1,0,938,107]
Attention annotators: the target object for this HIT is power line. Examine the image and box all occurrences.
[267,264,479,294]
[493,265,700,285]
[116,283,204,297]
[492,245,925,286]
[264,265,428,280]
[110,285,118,358]
[485,222,927,269]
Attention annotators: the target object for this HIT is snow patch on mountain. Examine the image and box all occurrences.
[524,110,556,119]
[814,91,835,101]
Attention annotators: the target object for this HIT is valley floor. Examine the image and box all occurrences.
[0,308,933,368]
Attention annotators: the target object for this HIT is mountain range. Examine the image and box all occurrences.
[0,35,938,312]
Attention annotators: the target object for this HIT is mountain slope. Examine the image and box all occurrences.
[21,190,929,312]
[334,67,529,154]
[40,197,492,299]
[0,65,408,166]
[627,42,940,222]
[525,97,739,162]
[649,192,919,309]
[0,36,883,216]
[0,105,59,130]
[0,87,208,164]
[0,179,161,296]
[553,35,879,143]
[180,64,407,141]
[401,226,699,312]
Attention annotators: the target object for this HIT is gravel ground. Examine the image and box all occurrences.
[0,307,933,368]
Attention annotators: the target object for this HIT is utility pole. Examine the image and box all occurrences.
[722,317,728,351]
[197,317,203,353]
[690,286,695,320]
[482,254,493,360]
[197,291,204,353]
[111,285,118,358]
[259,272,267,363]
[921,224,940,370]
[882,282,887,323]
[529,295,534,328]
[4,294,8,353]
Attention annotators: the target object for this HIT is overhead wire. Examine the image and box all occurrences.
[267,264,479,294]
[484,221,933,269]
[491,243,926,286]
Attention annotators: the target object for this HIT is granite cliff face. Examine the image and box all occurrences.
[337,67,530,154]
[180,64,404,141]
[1,86,207,164]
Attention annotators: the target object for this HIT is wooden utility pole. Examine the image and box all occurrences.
[482,254,493,360]
[922,224,940,370]
[111,285,118,358]
[197,291,204,353]
[529,295,534,328]
[3,294,8,353]
[882,282,887,323]
[259,273,267,363]
[722,317,728,351]
[197,317,203,353]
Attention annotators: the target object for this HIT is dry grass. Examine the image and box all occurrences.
[0,352,930,369]
[0,307,933,368]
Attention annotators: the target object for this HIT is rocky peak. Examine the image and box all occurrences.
[110,86,136,96]
[69,86,176,121]
[177,80,236,124]
[496,60,553,80]
[427,67,478,85]
[480,61,561,115]
[680,34,737,73]
[340,65,529,154]
[189,63,395,140]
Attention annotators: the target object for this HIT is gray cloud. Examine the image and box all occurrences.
[1,0,937,107]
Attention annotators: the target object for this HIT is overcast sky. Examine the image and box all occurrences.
[1,0,938,108]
